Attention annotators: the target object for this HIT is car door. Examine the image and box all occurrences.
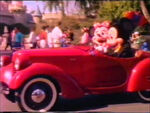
[81,53,127,88]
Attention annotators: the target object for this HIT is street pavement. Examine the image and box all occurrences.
[0,92,150,112]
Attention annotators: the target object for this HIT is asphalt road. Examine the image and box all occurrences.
[0,92,150,112]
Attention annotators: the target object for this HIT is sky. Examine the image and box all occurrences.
[23,1,45,13]
[23,1,81,15]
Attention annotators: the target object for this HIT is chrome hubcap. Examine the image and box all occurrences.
[31,89,46,103]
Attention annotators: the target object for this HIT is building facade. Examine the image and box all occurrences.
[0,1,34,34]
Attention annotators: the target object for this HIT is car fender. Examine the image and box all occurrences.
[10,63,85,99]
[127,58,150,92]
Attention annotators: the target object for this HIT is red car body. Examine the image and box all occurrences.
[0,46,150,112]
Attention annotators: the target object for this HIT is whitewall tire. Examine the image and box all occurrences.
[17,77,58,112]
[138,90,150,102]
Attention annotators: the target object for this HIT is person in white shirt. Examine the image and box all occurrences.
[47,26,54,48]
[28,27,37,48]
[51,22,63,48]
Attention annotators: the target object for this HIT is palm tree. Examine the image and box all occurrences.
[75,0,100,17]
[45,0,100,17]
[45,0,59,11]
[140,0,150,24]
[44,0,68,16]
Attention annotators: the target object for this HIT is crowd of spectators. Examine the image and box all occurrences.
[0,22,75,50]
[0,20,149,57]
[27,22,74,49]
[1,27,25,50]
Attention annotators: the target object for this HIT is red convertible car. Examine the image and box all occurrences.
[0,46,150,112]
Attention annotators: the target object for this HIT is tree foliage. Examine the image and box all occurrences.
[45,0,100,17]
[45,0,60,11]
[98,1,140,21]
[75,0,100,17]
[44,0,66,16]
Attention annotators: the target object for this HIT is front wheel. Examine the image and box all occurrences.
[138,90,150,103]
[17,77,58,112]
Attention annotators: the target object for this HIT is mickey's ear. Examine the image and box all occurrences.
[108,27,118,39]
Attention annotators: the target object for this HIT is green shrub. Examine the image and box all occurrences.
[134,25,150,35]
[98,1,140,21]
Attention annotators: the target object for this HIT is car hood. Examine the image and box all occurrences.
[12,46,91,57]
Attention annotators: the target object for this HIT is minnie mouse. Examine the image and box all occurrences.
[92,21,124,56]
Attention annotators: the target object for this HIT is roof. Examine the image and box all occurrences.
[26,13,35,24]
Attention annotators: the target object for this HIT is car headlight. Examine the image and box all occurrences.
[0,56,11,67]
[14,58,20,70]
[13,56,31,71]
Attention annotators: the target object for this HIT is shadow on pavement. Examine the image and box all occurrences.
[53,92,139,111]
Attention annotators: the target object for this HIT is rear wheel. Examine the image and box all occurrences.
[17,77,58,112]
[138,90,150,103]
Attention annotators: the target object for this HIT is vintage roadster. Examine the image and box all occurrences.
[0,46,150,112]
